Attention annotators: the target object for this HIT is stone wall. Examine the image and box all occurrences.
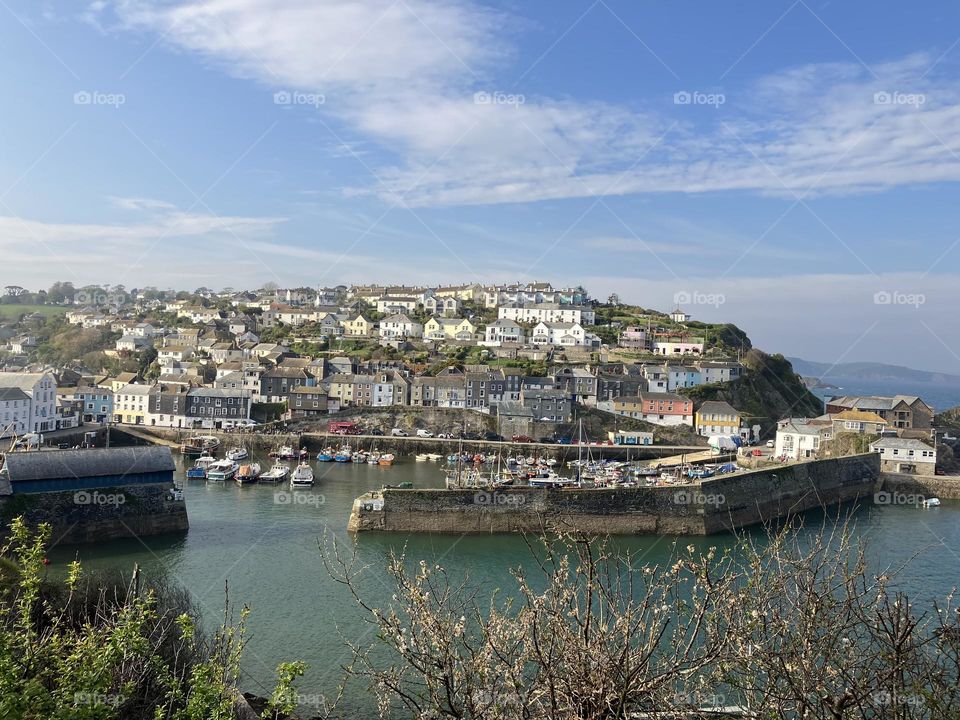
[0,483,189,545]
[349,453,880,536]
[879,472,960,501]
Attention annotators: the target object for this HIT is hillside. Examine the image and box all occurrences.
[935,406,960,431]
[682,350,823,437]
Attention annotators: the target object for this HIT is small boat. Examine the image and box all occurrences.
[384,481,413,489]
[922,497,941,508]
[425,453,442,461]
[260,463,289,483]
[226,447,248,461]
[186,454,215,479]
[528,474,578,489]
[206,460,238,482]
[367,453,380,464]
[270,445,307,460]
[316,449,334,462]
[291,462,315,487]
[415,454,429,462]
[235,463,261,484]
[334,452,352,463]
[687,467,715,479]
[181,435,220,456]
[378,453,395,466]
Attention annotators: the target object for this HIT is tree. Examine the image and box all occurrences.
[607,293,620,306]
[324,522,960,719]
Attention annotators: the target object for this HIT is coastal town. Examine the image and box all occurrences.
[0,280,950,479]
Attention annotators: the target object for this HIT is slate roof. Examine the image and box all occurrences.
[870,437,935,451]
[3,446,175,483]
[0,387,30,402]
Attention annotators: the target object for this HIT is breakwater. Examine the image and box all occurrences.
[348,453,880,535]
[878,472,960,501]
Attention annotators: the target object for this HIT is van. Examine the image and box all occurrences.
[391,428,408,437]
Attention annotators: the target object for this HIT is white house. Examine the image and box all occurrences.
[376,296,420,314]
[530,322,586,347]
[483,318,525,345]
[870,437,937,474]
[378,314,423,340]
[113,383,153,424]
[116,335,153,352]
[651,337,705,356]
[423,295,461,316]
[498,303,595,326]
[0,371,58,435]
[774,418,826,460]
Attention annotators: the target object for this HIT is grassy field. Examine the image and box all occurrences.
[0,304,67,322]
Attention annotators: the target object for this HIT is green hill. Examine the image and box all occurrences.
[682,349,823,437]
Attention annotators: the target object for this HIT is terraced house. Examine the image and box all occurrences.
[694,401,742,437]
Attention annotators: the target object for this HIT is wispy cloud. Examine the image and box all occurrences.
[92,1,960,209]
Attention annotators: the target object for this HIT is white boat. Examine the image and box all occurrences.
[415,453,429,462]
[291,462,315,487]
[226,447,248,461]
[206,460,238,482]
[186,454,216,479]
[235,463,261,484]
[425,453,443,461]
[528,472,578,489]
[922,497,941,507]
[260,463,290,483]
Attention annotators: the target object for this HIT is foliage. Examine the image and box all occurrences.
[0,518,304,720]
[325,523,960,719]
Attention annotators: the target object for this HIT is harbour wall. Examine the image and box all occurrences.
[348,453,880,535]
[878,472,960,501]
[0,483,189,546]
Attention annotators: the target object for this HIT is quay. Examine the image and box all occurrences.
[348,453,881,535]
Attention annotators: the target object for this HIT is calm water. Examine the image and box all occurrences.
[45,450,960,714]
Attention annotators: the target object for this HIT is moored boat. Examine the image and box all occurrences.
[206,459,238,482]
[291,462,315,487]
[235,462,261,484]
[226,446,248,461]
[260,462,290,483]
[186,454,215,479]
[378,453,395,466]
[181,435,220,456]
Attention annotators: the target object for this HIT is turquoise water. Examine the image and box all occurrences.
[45,452,960,714]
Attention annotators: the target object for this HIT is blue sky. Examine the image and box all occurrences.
[2,0,960,372]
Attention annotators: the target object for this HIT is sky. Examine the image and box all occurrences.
[1,1,959,372]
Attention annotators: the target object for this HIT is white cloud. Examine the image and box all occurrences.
[94,1,960,208]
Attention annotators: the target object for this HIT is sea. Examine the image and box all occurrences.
[810,377,960,414]
[42,449,960,715]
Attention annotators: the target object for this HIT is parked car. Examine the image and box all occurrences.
[483,432,503,442]
[538,437,556,444]
[367,428,384,436]
[554,436,573,445]
[416,429,434,438]
[765,440,775,448]
[391,428,408,436]
[512,435,534,443]
[461,431,482,440]
[436,432,452,439]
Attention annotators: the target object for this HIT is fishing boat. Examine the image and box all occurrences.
[425,453,442,461]
[922,497,941,508]
[334,450,352,462]
[415,453,429,462]
[316,449,334,462]
[270,445,307,461]
[180,435,220,456]
[186,454,216,479]
[226,446,248,462]
[378,453,395,466]
[206,460,238,482]
[260,462,289,483]
[687,467,715,479]
[235,463,261,484]
[528,473,578,489]
[367,453,381,464]
[290,462,315,487]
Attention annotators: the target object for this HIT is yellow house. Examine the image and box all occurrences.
[424,317,477,340]
[342,314,373,337]
[326,374,355,405]
[694,400,742,437]
[113,383,152,425]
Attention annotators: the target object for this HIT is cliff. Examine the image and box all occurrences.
[682,349,823,435]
